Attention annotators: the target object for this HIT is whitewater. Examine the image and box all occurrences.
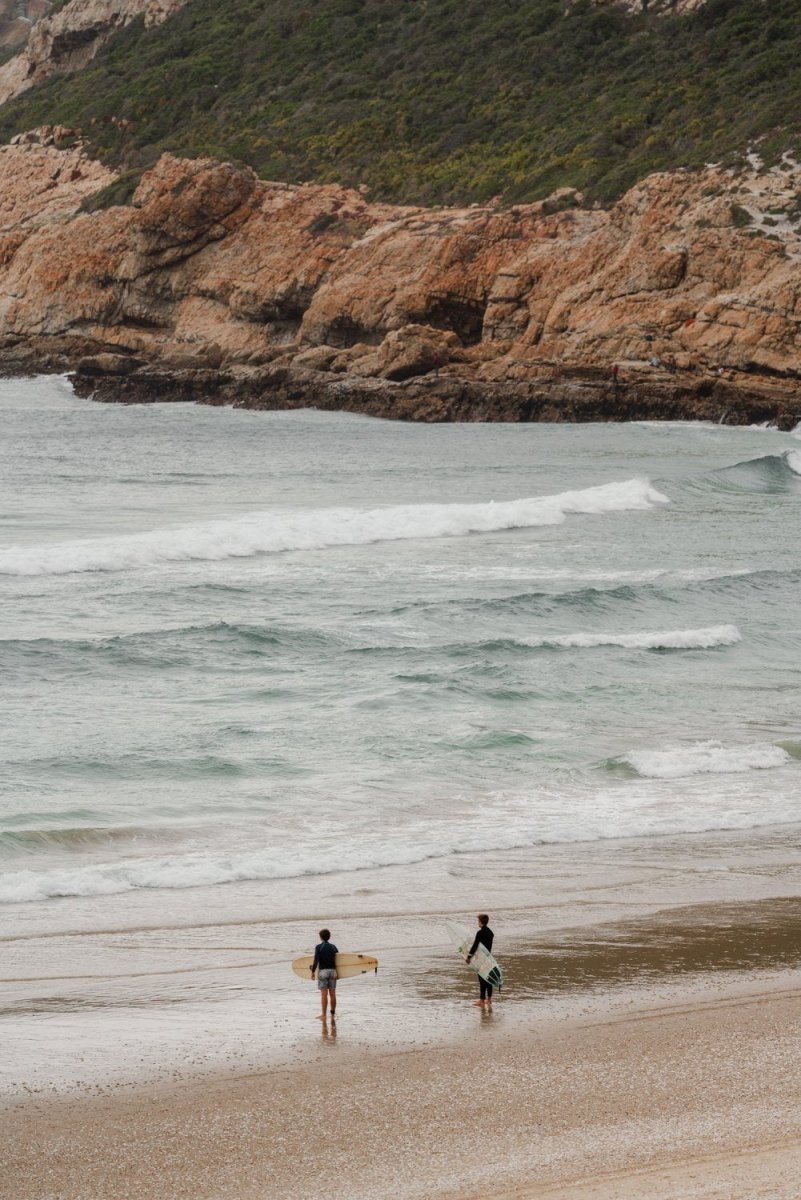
[1,377,800,913]
[0,478,668,576]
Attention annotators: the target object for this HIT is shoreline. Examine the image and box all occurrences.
[2,351,801,428]
[3,824,801,1097]
[3,822,801,1198]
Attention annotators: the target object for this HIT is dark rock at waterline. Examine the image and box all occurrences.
[64,358,801,430]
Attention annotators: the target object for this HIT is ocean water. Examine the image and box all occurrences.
[1,376,800,915]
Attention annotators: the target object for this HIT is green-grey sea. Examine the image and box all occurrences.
[2,376,800,909]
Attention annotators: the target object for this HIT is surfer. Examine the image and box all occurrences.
[310,928,338,1021]
[466,914,495,1006]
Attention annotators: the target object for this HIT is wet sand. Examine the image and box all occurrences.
[3,829,801,1198]
[2,967,801,1199]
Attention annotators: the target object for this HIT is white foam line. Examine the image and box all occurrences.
[531,625,741,650]
[622,740,790,780]
[0,478,669,576]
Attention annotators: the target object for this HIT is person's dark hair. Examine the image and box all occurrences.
[477,913,489,926]
[319,928,331,941]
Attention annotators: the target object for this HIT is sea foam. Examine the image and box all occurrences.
[621,740,790,779]
[0,755,795,905]
[0,478,669,576]
[529,625,741,650]
[787,448,801,475]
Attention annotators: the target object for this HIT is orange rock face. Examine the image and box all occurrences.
[1,142,800,403]
[0,0,188,103]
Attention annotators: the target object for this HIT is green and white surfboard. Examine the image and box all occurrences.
[446,921,503,990]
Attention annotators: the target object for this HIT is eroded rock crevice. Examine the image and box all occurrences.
[420,295,487,346]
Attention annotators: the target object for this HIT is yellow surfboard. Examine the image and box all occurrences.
[292,952,378,980]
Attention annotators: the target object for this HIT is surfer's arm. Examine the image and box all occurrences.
[466,933,480,960]
[310,946,319,975]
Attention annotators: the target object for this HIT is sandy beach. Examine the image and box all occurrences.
[3,967,800,1199]
[3,828,801,1200]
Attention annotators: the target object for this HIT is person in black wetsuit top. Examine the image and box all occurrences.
[466,913,494,1006]
[310,928,338,1021]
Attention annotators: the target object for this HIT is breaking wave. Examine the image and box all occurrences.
[1,761,797,905]
[0,478,669,576]
[523,625,741,651]
[616,741,790,779]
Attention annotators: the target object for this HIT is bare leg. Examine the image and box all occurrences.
[330,987,336,1017]
[319,987,328,1020]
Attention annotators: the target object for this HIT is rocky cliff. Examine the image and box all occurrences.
[1,134,799,425]
[0,0,186,103]
[0,0,51,49]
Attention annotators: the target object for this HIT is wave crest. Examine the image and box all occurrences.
[618,741,790,779]
[709,451,801,494]
[535,625,741,650]
[0,826,150,853]
[0,478,669,576]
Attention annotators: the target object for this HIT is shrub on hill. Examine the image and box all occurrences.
[1,0,800,204]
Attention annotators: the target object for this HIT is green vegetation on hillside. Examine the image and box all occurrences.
[1,0,800,204]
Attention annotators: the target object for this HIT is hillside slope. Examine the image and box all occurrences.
[0,0,800,204]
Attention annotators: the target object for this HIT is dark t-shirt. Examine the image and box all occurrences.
[468,926,494,956]
[312,941,338,971]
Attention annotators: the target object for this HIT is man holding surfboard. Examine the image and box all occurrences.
[466,914,495,1006]
[310,928,338,1021]
[445,917,503,1001]
[292,943,378,1011]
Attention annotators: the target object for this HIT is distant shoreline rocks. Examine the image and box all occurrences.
[0,143,799,427]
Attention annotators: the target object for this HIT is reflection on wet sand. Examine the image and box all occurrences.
[3,828,800,1099]
[414,897,801,1002]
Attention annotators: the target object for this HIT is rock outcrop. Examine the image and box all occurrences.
[0,128,113,225]
[1,139,800,425]
[0,0,51,49]
[0,0,187,103]
[580,0,708,13]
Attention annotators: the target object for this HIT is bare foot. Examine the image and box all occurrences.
[317,1014,326,1020]
[472,1001,485,1007]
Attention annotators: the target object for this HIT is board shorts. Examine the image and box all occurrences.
[317,968,337,990]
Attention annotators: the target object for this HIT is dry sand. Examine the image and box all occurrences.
[3,953,801,1199]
